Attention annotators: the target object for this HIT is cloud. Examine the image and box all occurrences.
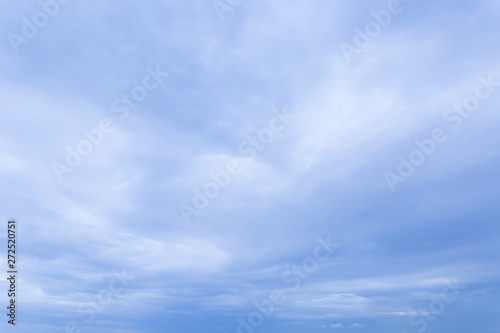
[0,0,499,332]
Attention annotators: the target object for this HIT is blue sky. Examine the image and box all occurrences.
[1,0,500,332]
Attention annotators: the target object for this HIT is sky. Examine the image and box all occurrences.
[0,0,500,332]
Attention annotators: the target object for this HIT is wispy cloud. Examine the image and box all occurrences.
[0,0,499,332]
